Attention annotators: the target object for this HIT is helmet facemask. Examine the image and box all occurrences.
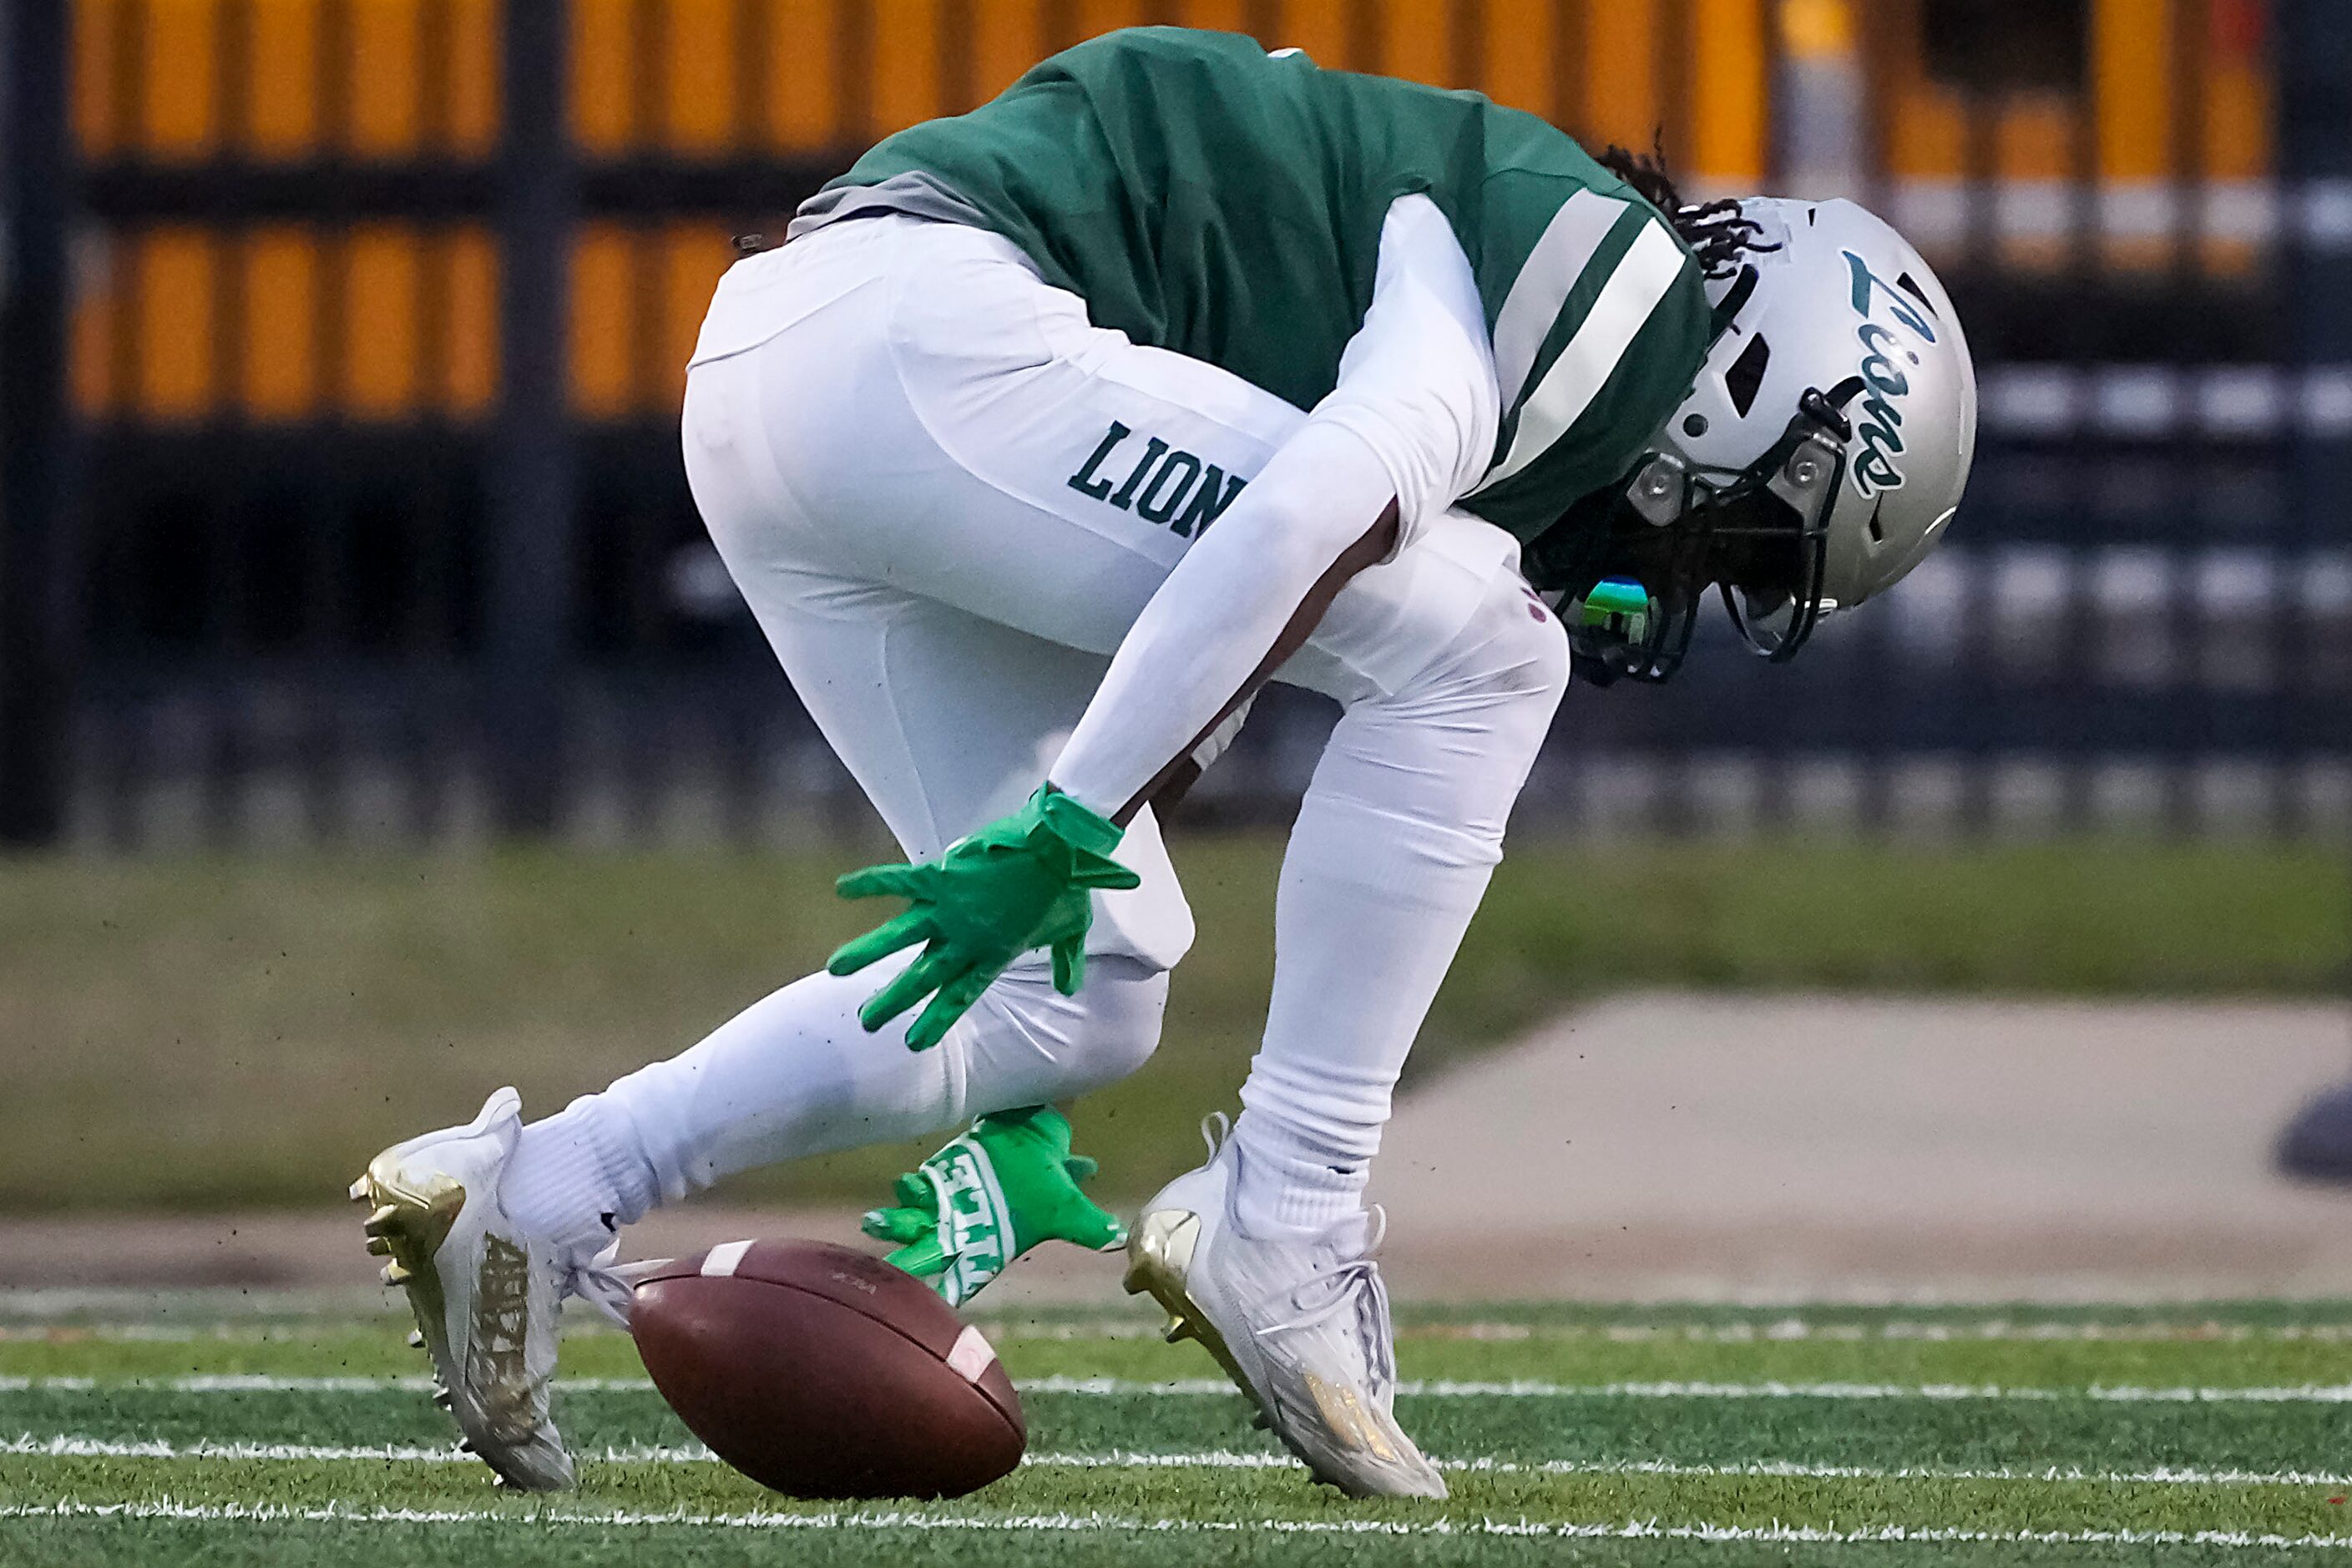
[1556,378,1860,685]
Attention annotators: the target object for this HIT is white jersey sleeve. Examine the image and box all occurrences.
[1045,196,1500,817]
[1312,194,1502,555]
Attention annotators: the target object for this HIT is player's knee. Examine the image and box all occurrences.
[1061,957,1169,1093]
[967,956,1167,1108]
[1500,583,1574,703]
[1439,577,1572,744]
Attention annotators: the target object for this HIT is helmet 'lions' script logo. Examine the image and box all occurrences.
[1842,250,1940,500]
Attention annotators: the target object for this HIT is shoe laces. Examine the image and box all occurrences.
[564,1239,635,1329]
[1257,1207,1399,1395]
[1201,1110,1395,1388]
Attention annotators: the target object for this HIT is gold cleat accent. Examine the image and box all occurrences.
[352,1157,467,1388]
[352,1151,468,1439]
[1124,1210,1258,1413]
[1161,1313,1191,1344]
[1305,1371,1398,1462]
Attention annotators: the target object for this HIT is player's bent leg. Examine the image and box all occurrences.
[1234,559,1571,1231]
[494,950,1168,1255]
[1130,548,1569,1500]
[351,1088,630,1490]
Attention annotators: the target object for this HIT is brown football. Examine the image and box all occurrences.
[630,1238,1024,1499]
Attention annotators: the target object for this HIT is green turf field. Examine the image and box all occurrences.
[7,1292,2352,1564]
[4,837,2342,1211]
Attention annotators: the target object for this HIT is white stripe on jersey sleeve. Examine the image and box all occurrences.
[1488,190,1627,405]
[1483,219,1690,489]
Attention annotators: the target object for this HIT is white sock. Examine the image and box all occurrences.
[1232,793,1492,1238]
[502,1097,653,1259]
[1230,1112,1371,1237]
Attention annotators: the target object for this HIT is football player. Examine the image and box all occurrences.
[355,27,1975,1497]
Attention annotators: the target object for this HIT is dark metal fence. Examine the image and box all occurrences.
[3,0,2347,847]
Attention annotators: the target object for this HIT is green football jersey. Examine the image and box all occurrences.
[812,27,1710,542]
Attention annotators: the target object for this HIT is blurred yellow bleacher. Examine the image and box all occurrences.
[67,0,2273,425]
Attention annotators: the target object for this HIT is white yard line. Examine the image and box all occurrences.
[13,1316,2352,1353]
[1018,1376,2352,1404]
[12,1372,2352,1403]
[1403,1320,2352,1345]
[3,1434,719,1465]
[5,1497,2352,1550]
[1039,1451,2352,1489]
[12,1433,2352,1490]
[994,1319,2352,1346]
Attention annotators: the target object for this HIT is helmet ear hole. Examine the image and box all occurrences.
[1724,335,1770,417]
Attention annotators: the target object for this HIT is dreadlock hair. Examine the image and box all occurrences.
[1596,138,1779,281]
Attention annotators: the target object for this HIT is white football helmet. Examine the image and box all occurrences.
[1554,196,1978,682]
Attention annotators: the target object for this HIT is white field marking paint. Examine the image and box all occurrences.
[3,1435,710,1465]
[0,1321,648,1346]
[1399,1320,2352,1346]
[1034,1452,2352,1488]
[20,1278,2339,1323]
[1016,1376,2352,1404]
[0,1375,640,1393]
[13,1316,2352,1346]
[8,1498,2352,1551]
[14,1373,2352,1403]
[16,1434,2352,1490]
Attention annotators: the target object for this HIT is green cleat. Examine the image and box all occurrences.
[864,1105,1126,1308]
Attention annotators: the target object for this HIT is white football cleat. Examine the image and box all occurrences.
[352,1087,626,1491]
[1124,1118,1445,1500]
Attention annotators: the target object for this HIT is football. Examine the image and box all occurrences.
[630,1238,1025,1499]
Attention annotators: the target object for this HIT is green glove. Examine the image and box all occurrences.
[828,786,1139,1051]
[862,1105,1127,1307]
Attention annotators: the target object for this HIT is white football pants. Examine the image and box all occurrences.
[506,215,1568,1246]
